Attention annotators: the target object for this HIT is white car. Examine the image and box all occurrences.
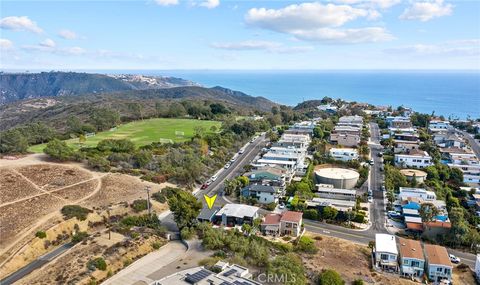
[368,196,373,203]
[224,163,230,169]
[279,204,285,209]
[449,254,460,264]
[211,175,218,182]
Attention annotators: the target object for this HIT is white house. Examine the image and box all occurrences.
[329,148,358,161]
[397,187,437,203]
[242,184,279,204]
[374,234,399,272]
[394,150,433,168]
[424,244,453,284]
[429,120,452,133]
[215,204,260,226]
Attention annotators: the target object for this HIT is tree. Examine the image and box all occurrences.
[90,108,120,131]
[267,253,306,285]
[79,134,86,144]
[44,139,74,161]
[127,102,143,120]
[295,236,318,253]
[419,203,439,231]
[313,126,324,139]
[318,269,344,285]
[0,129,29,153]
[322,206,338,221]
[167,190,203,229]
[167,102,187,117]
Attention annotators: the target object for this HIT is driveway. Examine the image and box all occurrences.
[101,241,187,285]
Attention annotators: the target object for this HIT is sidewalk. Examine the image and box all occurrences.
[101,241,187,285]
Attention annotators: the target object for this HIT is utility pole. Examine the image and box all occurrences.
[145,185,151,216]
[107,207,111,240]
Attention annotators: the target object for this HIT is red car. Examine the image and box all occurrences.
[201,183,209,190]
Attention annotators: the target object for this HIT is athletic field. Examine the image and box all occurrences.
[28,118,221,153]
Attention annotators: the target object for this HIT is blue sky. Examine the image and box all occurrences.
[1,0,479,70]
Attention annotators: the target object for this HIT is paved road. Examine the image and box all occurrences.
[459,130,480,158]
[160,134,267,232]
[0,243,73,285]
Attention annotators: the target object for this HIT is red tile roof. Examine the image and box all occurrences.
[280,211,303,223]
[424,244,452,267]
[425,221,451,229]
[406,223,424,231]
[262,214,281,225]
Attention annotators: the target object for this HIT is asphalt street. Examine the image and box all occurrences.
[0,243,73,285]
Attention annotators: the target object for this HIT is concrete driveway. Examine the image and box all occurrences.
[101,241,187,285]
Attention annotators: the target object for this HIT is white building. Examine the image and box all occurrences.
[316,186,356,201]
[394,150,433,168]
[429,120,452,133]
[329,148,358,161]
[475,254,480,284]
[374,234,398,271]
[338,115,363,127]
[398,187,437,203]
[306,197,355,212]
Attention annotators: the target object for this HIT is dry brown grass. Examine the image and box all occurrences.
[16,164,92,190]
[301,233,416,285]
[53,180,99,202]
[0,169,43,204]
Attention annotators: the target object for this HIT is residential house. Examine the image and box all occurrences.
[374,234,399,272]
[398,237,425,278]
[215,204,260,227]
[261,211,303,237]
[429,120,452,133]
[197,206,221,223]
[306,197,355,213]
[241,184,279,204]
[424,244,453,284]
[394,150,433,168]
[398,187,436,202]
[329,147,358,161]
[243,166,286,187]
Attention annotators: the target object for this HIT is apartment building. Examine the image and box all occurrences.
[429,120,452,133]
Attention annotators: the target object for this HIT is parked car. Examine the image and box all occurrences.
[368,160,374,165]
[377,152,383,157]
[211,175,218,182]
[368,196,373,203]
[379,166,384,172]
[201,183,209,190]
[224,163,231,169]
[449,254,460,264]
[279,204,285,209]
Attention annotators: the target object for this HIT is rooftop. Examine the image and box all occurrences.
[424,244,452,267]
[262,213,281,225]
[315,167,360,180]
[280,211,303,223]
[216,204,259,219]
[398,237,424,260]
[375,234,398,255]
[400,169,428,178]
[246,184,276,193]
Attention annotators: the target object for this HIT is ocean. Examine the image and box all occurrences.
[107,70,480,119]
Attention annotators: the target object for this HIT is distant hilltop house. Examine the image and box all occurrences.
[317,104,337,114]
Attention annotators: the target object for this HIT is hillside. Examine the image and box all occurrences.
[0,72,198,105]
[0,85,277,131]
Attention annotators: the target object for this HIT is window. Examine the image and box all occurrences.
[380,254,389,260]
[436,267,443,272]
[411,261,420,267]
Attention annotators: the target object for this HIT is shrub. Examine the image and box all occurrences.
[304,209,319,220]
[88,257,107,271]
[35,231,47,239]
[181,227,195,240]
[131,199,149,213]
[61,205,91,221]
[353,213,365,223]
[295,236,318,254]
[265,202,277,211]
[152,241,162,250]
[72,231,88,244]
[318,269,345,285]
[352,279,364,285]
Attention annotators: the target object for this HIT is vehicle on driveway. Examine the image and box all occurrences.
[449,254,460,264]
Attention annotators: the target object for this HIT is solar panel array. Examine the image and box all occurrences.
[185,269,212,284]
[222,269,237,277]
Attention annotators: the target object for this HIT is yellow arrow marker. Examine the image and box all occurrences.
[204,194,217,209]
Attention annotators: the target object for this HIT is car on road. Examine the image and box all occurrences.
[449,254,460,264]
[388,211,402,219]
[368,160,374,165]
[224,163,231,169]
[201,183,209,190]
[377,152,383,157]
[379,166,384,172]
[211,175,218,182]
[368,196,373,203]
[230,157,236,163]
[279,204,285,209]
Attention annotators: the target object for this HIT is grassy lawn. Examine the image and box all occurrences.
[28,118,221,153]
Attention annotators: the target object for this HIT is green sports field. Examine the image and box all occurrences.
[28,118,221,153]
